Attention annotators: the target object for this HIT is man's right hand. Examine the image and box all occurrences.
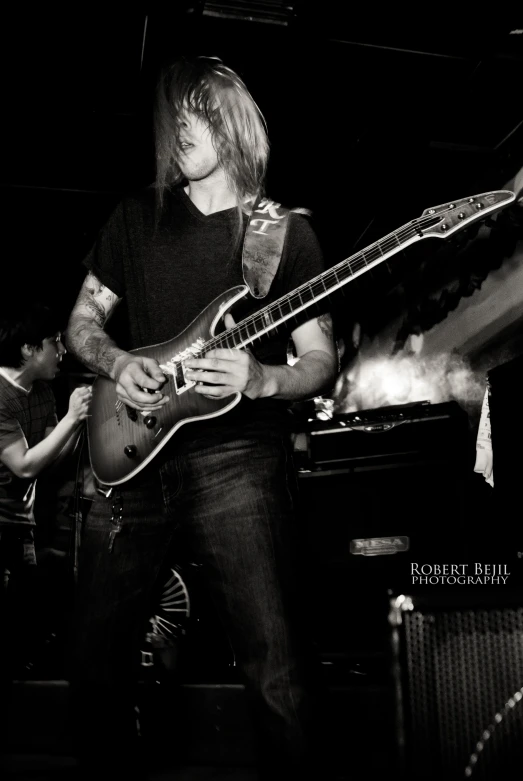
[113,355,170,411]
[66,385,93,423]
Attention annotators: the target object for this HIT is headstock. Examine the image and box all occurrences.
[418,190,515,238]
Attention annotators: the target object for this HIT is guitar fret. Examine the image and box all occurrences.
[289,287,311,312]
[303,283,315,304]
[250,307,270,331]
[251,315,264,337]
[238,323,251,343]
[311,279,326,299]
[337,265,353,283]
[268,307,279,326]
[279,298,294,318]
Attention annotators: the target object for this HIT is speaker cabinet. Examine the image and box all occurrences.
[295,459,469,661]
[390,592,523,779]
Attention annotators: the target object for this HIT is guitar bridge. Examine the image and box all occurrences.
[159,338,205,396]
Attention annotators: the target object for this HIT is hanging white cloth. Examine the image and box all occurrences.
[474,385,493,487]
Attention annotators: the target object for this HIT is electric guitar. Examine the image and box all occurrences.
[87,190,515,485]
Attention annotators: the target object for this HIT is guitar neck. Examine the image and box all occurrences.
[206,214,437,351]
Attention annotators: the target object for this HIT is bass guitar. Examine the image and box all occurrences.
[88,190,515,485]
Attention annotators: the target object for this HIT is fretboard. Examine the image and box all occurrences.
[204,212,440,352]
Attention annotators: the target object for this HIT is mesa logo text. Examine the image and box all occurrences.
[411,563,510,585]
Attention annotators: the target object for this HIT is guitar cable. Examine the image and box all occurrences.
[69,426,87,589]
[464,685,523,776]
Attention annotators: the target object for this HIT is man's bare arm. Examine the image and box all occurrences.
[65,272,126,379]
[66,272,169,409]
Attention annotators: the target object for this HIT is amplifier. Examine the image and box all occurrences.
[291,400,472,661]
[295,400,469,470]
[390,591,523,779]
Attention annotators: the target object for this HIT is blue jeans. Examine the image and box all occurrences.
[69,426,320,779]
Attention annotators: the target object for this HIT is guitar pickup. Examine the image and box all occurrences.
[159,360,196,396]
[159,338,205,396]
[173,362,196,396]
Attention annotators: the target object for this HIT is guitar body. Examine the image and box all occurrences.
[87,285,248,486]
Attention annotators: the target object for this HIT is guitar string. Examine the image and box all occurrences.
[167,198,497,370]
[201,212,442,353]
[208,198,502,353]
[160,217,426,378]
[205,218,425,354]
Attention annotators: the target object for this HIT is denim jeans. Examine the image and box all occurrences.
[69,426,321,779]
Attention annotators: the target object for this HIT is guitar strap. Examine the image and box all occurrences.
[242,195,310,299]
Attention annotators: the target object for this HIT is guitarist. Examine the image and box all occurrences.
[65,56,337,781]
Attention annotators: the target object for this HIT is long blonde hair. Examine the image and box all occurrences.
[154,56,269,237]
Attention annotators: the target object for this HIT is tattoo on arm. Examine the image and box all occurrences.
[66,273,124,378]
[317,314,333,339]
[75,273,119,327]
[81,332,123,375]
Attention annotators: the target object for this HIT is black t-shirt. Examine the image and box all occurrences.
[0,372,57,526]
[84,186,326,449]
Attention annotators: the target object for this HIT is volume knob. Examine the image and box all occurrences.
[144,416,157,429]
[124,445,138,458]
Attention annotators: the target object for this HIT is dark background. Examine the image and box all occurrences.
[4,6,522,539]
[2,5,522,528]
[3,13,523,766]
[3,6,523,343]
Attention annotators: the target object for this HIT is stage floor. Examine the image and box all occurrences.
[3,678,396,780]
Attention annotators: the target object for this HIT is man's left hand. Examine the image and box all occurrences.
[184,347,268,400]
[185,312,271,400]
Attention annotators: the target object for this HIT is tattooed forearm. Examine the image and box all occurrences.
[317,313,333,339]
[83,331,124,377]
[65,273,125,378]
[85,298,106,327]
[66,317,126,378]
[75,273,119,328]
